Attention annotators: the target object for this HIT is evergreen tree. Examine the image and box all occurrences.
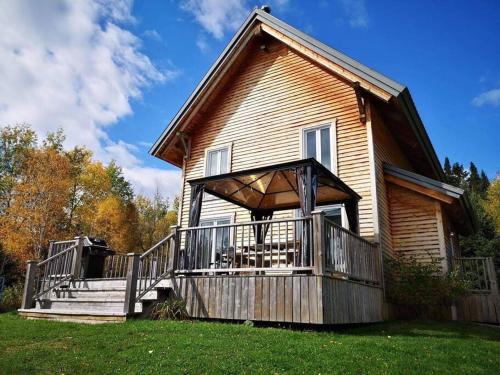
[443,157,452,183]
[468,162,481,193]
[479,170,490,195]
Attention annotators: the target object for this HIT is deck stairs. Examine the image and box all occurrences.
[18,278,173,324]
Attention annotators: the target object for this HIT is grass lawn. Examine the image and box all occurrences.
[0,313,499,374]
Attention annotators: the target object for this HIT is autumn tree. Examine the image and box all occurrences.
[135,191,178,252]
[484,176,500,233]
[0,146,70,262]
[92,196,139,253]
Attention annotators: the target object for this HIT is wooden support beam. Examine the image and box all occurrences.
[312,210,325,276]
[385,174,455,204]
[353,82,366,123]
[70,236,84,279]
[168,225,179,272]
[124,253,140,316]
[21,260,37,310]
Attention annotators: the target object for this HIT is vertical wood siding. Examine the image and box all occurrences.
[173,275,383,324]
[173,275,323,324]
[180,40,374,238]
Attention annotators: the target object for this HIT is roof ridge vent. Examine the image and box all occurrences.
[260,5,271,14]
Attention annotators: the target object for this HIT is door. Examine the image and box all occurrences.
[199,218,231,269]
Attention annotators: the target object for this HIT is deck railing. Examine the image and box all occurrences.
[455,257,498,293]
[136,233,175,300]
[103,254,129,279]
[21,238,84,309]
[176,217,313,274]
[323,218,381,285]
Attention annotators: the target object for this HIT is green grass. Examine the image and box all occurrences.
[0,313,499,374]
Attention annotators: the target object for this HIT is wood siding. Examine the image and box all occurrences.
[179,40,374,238]
[455,294,500,324]
[388,184,442,263]
[322,277,383,323]
[172,275,383,324]
[370,105,413,258]
[173,275,323,323]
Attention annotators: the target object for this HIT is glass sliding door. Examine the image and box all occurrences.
[199,218,231,269]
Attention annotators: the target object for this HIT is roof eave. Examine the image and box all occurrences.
[150,8,406,161]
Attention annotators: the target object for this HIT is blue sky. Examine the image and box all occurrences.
[1,1,499,198]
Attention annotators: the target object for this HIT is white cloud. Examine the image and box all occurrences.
[143,29,162,42]
[196,34,210,53]
[472,89,500,107]
[0,0,181,199]
[181,0,249,39]
[181,0,291,48]
[339,0,369,28]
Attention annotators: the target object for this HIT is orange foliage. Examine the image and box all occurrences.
[0,148,70,262]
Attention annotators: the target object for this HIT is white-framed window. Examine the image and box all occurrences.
[301,121,337,173]
[299,121,346,227]
[205,146,230,176]
[204,145,231,201]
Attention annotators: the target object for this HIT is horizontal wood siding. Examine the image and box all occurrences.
[388,184,441,263]
[371,105,413,258]
[322,277,384,324]
[173,275,323,324]
[180,39,374,238]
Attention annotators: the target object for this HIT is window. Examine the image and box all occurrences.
[204,146,231,201]
[206,147,229,176]
[302,124,335,172]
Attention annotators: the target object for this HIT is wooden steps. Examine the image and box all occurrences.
[18,308,127,324]
[19,278,172,324]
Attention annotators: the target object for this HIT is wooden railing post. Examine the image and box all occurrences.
[71,236,84,279]
[124,253,140,315]
[168,225,179,272]
[21,260,38,309]
[486,257,499,295]
[312,210,325,276]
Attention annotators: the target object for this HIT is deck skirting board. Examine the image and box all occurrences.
[172,275,383,324]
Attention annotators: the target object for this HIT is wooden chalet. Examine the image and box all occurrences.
[19,8,499,324]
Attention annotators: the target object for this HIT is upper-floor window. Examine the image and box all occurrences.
[302,123,336,172]
[205,146,230,176]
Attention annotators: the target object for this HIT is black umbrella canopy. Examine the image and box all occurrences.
[188,158,360,213]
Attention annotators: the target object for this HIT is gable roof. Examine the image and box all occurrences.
[150,8,443,180]
[384,163,476,234]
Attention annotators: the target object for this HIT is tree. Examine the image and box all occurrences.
[484,177,500,233]
[106,161,134,203]
[0,147,70,262]
[0,125,36,212]
[479,170,490,195]
[443,157,452,183]
[468,162,481,193]
[92,196,139,253]
[135,191,177,252]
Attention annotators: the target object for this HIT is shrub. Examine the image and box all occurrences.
[150,297,188,321]
[385,254,470,319]
[0,283,24,312]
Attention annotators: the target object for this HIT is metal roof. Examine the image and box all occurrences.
[384,163,476,232]
[189,158,360,213]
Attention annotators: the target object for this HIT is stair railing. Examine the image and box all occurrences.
[21,237,84,309]
[123,226,178,315]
